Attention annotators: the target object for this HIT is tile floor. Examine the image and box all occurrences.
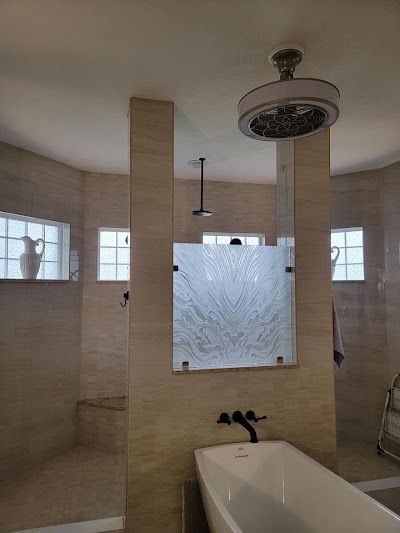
[337,438,400,516]
[1,439,400,532]
[0,446,126,533]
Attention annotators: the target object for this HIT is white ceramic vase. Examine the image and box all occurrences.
[331,246,340,278]
[19,236,45,279]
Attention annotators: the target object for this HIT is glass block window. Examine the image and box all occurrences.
[203,232,265,245]
[98,228,130,281]
[0,211,70,280]
[331,227,364,281]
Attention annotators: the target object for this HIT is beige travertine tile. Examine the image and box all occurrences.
[80,172,130,400]
[0,141,84,478]
[0,445,126,532]
[127,100,336,532]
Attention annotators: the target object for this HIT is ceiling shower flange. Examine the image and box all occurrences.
[188,159,208,169]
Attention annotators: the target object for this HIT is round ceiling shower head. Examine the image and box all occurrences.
[238,45,339,142]
[192,209,213,217]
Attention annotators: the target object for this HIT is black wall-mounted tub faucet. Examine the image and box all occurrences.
[246,410,267,423]
[217,412,232,425]
[232,410,258,443]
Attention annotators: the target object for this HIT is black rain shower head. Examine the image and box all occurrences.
[190,157,213,217]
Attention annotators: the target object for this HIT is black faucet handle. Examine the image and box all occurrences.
[246,410,267,423]
[217,412,232,425]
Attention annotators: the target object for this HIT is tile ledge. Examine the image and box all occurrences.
[173,363,298,375]
[0,279,73,283]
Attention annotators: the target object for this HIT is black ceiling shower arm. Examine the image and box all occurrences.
[199,157,205,212]
[191,156,212,217]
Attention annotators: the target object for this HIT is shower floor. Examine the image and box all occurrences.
[337,438,400,516]
[0,445,126,532]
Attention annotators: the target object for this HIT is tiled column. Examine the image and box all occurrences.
[127,98,174,532]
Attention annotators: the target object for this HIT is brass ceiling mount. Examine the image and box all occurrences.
[268,45,304,80]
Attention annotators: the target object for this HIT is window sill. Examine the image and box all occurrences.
[96,280,129,283]
[173,363,298,375]
[332,280,365,283]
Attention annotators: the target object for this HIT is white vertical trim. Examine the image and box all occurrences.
[13,515,124,533]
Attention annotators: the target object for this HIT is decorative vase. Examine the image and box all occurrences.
[331,246,340,278]
[19,236,45,279]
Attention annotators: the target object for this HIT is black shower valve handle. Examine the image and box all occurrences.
[246,410,267,423]
[217,412,232,425]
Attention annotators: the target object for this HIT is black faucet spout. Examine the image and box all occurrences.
[232,410,258,443]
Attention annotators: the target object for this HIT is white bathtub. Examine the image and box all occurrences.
[195,441,400,533]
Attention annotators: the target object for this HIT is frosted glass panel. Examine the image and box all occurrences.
[7,259,22,279]
[99,264,116,280]
[100,247,117,263]
[100,231,116,247]
[346,247,363,263]
[347,264,364,280]
[117,264,129,280]
[173,244,295,371]
[44,242,58,262]
[8,239,24,259]
[0,237,5,257]
[44,262,58,279]
[346,230,363,246]
[331,232,345,247]
[27,222,43,240]
[333,265,346,281]
[117,248,129,264]
[117,232,129,247]
[45,225,59,242]
[8,219,25,238]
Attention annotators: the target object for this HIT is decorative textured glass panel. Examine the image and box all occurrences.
[0,218,6,235]
[0,259,5,278]
[173,244,295,371]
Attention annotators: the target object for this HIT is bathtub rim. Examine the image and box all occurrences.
[194,440,400,530]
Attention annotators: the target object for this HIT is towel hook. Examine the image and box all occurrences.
[120,291,129,307]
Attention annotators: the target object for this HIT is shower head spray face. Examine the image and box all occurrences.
[238,45,339,141]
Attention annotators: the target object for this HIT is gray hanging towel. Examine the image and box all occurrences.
[333,299,344,367]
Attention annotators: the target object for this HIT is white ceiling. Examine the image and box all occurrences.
[0,0,399,183]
